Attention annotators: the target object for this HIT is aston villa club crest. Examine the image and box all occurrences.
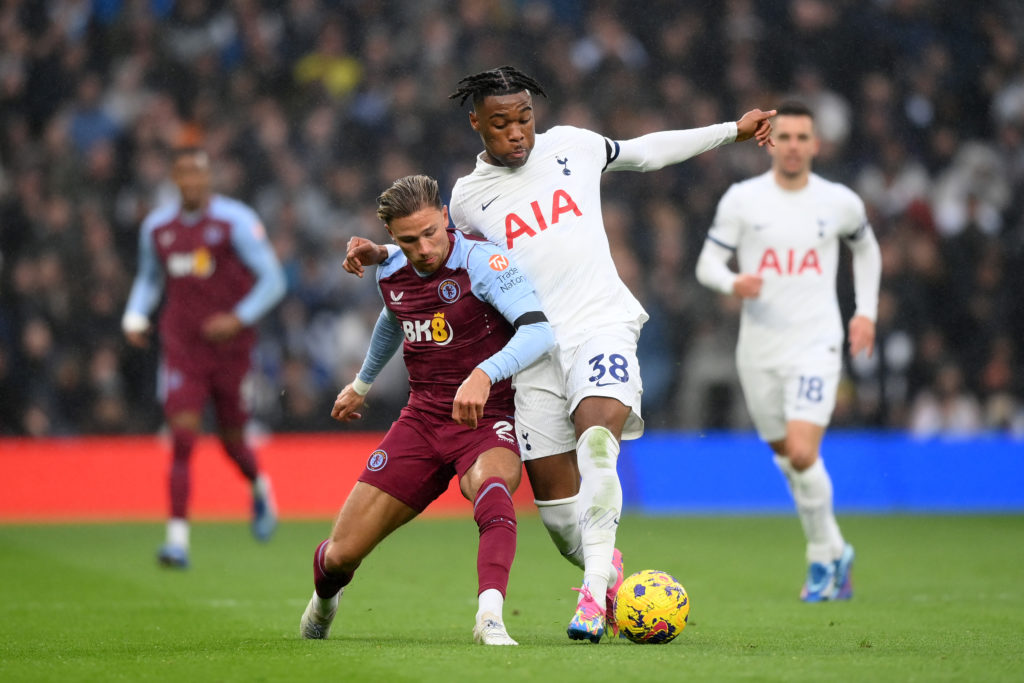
[204,225,225,245]
[367,449,388,471]
[438,278,461,303]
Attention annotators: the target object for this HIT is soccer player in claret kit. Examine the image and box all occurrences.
[344,66,775,642]
[122,147,286,568]
[299,175,554,645]
[696,101,882,602]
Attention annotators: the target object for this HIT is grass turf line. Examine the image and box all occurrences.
[0,515,1022,682]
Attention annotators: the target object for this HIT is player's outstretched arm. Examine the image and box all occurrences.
[331,384,366,422]
[735,109,776,147]
[343,236,389,278]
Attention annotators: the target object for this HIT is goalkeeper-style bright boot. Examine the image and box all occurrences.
[800,561,836,602]
[832,544,855,600]
[567,585,606,643]
[605,548,624,636]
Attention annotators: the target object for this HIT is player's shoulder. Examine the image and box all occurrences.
[450,172,471,201]
[208,194,259,223]
[539,125,603,148]
[451,229,504,268]
[541,124,597,140]
[809,173,860,201]
[734,170,775,192]
[809,173,866,213]
[377,245,410,281]
[452,229,516,278]
[140,202,179,233]
[719,171,772,204]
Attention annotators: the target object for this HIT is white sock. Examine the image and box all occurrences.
[576,426,621,602]
[535,495,585,570]
[775,455,844,564]
[315,587,342,615]
[167,517,189,549]
[253,474,271,500]
[476,588,504,621]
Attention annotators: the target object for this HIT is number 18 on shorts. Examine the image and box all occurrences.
[738,362,840,440]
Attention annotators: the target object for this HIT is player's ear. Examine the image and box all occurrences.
[469,109,480,132]
[441,205,449,227]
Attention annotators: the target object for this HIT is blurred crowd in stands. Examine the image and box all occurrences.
[1,0,1022,438]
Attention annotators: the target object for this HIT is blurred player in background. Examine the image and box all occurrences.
[696,101,882,601]
[122,147,287,568]
[344,66,775,641]
[300,175,554,645]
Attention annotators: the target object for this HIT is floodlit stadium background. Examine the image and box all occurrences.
[1,1,1022,517]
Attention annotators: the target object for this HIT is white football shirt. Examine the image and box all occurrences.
[449,125,647,347]
[706,171,875,366]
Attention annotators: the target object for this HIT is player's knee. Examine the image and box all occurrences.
[500,465,522,493]
[525,454,580,500]
[217,429,245,447]
[785,444,818,471]
[322,540,363,575]
[529,476,578,500]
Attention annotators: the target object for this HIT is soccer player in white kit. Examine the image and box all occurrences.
[345,66,775,640]
[695,101,882,602]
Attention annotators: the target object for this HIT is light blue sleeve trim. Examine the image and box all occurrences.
[356,307,404,384]
[124,221,164,318]
[228,207,287,325]
[461,239,555,382]
[476,320,554,383]
[464,242,538,317]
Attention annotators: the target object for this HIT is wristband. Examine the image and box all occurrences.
[352,377,372,396]
[122,312,150,333]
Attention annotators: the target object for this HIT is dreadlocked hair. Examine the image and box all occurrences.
[448,65,547,107]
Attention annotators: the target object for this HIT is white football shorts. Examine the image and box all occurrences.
[737,355,841,443]
[512,320,645,460]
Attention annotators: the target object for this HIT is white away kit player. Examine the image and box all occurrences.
[696,101,881,602]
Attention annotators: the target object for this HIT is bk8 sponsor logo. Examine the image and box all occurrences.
[166,248,215,278]
[402,312,453,345]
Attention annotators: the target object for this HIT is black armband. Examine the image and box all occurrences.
[513,311,548,329]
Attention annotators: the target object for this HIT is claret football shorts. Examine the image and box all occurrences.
[357,407,520,512]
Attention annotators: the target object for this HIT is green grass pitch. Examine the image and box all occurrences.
[1,514,1022,682]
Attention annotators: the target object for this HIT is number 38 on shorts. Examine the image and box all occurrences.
[588,353,630,387]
